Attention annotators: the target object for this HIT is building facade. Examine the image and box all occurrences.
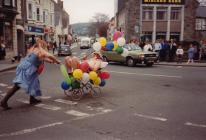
[195,6,206,41]
[116,0,199,43]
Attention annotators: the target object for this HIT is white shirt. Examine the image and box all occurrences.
[176,48,184,55]
[144,44,153,52]
[154,43,162,51]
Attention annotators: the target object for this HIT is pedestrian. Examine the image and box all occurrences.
[143,40,153,52]
[0,39,6,60]
[153,39,162,62]
[53,41,57,54]
[169,39,177,62]
[176,45,184,63]
[199,40,206,61]
[187,44,195,64]
[0,38,61,110]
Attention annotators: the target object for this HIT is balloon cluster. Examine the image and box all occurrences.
[92,31,128,57]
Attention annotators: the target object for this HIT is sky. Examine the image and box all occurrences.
[62,0,115,24]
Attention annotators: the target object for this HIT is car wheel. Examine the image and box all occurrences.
[102,56,109,62]
[146,62,154,67]
[126,57,135,67]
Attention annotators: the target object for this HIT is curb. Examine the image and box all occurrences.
[155,63,206,67]
[0,65,17,73]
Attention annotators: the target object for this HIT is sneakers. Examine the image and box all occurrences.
[30,96,42,105]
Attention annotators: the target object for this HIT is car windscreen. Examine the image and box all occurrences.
[124,45,142,51]
[60,45,69,49]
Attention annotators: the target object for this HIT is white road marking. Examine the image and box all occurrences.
[0,122,63,138]
[0,90,2,93]
[65,110,90,117]
[17,99,30,104]
[35,104,61,111]
[55,99,77,105]
[0,93,6,97]
[109,71,182,79]
[185,122,206,128]
[6,86,13,89]
[40,96,51,99]
[72,52,77,55]
[0,83,8,87]
[134,113,167,122]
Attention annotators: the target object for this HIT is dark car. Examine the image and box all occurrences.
[58,44,72,56]
[102,44,157,67]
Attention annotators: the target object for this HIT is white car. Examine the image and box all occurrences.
[80,37,91,49]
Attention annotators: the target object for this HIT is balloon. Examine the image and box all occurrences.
[71,80,80,89]
[106,42,114,51]
[113,41,118,51]
[61,81,70,90]
[117,37,126,47]
[82,73,90,84]
[37,64,44,75]
[93,77,101,86]
[80,62,90,72]
[116,47,124,54]
[113,31,122,41]
[73,69,83,79]
[121,48,129,57]
[60,65,72,85]
[89,71,98,81]
[100,79,106,87]
[99,71,110,79]
[92,42,101,52]
[99,37,107,47]
[101,47,107,51]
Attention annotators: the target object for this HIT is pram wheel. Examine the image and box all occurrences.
[90,86,101,98]
[71,89,83,101]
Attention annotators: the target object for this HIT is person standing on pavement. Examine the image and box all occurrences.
[143,40,153,52]
[53,41,57,54]
[0,38,61,110]
[187,43,195,64]
[153,39,162,62]
[0,39,6,60]
[176,45,184,63]
[169,39,177,62]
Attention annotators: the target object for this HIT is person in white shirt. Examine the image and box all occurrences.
[143,40,153,52]
[176,45,184,63]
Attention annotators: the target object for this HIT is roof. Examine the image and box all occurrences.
[196,6,206,18]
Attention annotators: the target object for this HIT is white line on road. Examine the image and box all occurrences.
[185,122,206,128]
[35,103,61,111]
[0,83,8,87]
[134,113,167,122]
[40,96,51,99]
[54,99,77,105]
[109,71,182,79]
[65,110,90,117]
[17,99,29,104]
[0,90,2,93]
[0,93,6,97]
[6,86,13,89]
[0,122,63,138]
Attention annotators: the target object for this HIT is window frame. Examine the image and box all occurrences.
[142,7,154,21]
[156,7,168,21]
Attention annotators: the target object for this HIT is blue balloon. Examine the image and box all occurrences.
[106,42,114,51]
[61,81,70,90]
[100,79,106,87]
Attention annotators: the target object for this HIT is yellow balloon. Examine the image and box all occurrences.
[113,41,118,51]
[73,69,83,79]
[99,37,107,47]
[93,77,101,86]
[89,71,98,81]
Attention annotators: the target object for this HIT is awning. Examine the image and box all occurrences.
[16,25,24,31]
[24,31,44,36]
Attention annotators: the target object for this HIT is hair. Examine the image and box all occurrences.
[35,39,48,50]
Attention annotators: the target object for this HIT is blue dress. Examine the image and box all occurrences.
[188,48,195,59]
[13,53,42,97]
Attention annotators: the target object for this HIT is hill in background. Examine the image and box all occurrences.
[71,23,91,36]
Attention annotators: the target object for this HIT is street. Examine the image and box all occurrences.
[0,44,206,140]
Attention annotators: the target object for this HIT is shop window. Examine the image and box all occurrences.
[196,18,206,31]
[171,7,181,20]
[4,0,11,6]
[157,7,167,21]
[143,7,153,21]
[43,10,48,24]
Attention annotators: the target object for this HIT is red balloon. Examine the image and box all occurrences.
[101,47,108,51]
[113,31,122,41]
[99,71,110,79]
[37,64,44,75]
[80,62,90,72]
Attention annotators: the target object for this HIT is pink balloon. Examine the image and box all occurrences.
[80,62,90,72]
[113,31,122,41]
[99,71,110,79]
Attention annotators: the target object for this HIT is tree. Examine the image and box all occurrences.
[88,13,110,37]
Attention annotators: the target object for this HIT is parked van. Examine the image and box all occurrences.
[80,37,91,49]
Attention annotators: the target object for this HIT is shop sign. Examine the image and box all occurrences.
[142,0,185,5]
[28,26,44,33]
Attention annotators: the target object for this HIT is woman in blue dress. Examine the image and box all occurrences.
[1,39,60,110]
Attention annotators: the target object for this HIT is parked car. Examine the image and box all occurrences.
[80,37,91,49]
[102,44,157,67]
[58,44,72,56]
